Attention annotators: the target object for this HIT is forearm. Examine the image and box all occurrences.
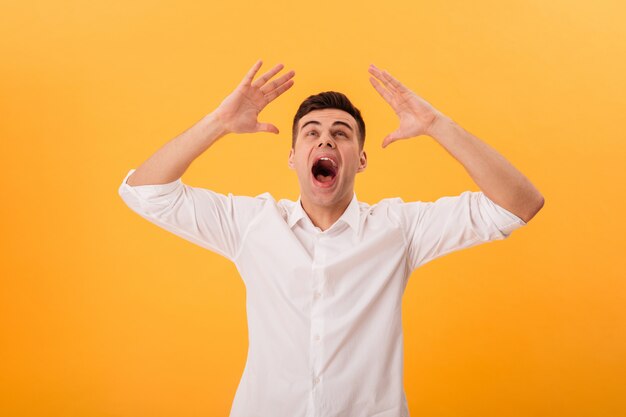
[427,115,544,223]
[126,112,227,186]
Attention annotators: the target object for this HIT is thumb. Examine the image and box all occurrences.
[255,122,279,134]
[381,132,398,148]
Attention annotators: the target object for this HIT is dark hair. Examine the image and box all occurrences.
[291,91,365,150]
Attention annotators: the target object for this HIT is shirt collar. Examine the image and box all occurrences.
[288,193,360,233]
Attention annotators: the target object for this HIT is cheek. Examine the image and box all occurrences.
[293,157,309,173]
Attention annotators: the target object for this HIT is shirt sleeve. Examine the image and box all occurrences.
[394,190,527,271]
[117,168,267,262]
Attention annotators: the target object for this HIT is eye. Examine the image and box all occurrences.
[307,130,318,136]
[334,130,348,137]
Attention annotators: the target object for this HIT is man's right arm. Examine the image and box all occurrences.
[118,60,295,260]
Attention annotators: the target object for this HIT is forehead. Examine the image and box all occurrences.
[298,108,357,130]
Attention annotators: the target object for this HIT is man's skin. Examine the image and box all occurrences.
[288,108,367,230]
[126,59,544,230]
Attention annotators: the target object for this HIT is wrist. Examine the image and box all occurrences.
[425,112,452,140]
[203,111,230,139]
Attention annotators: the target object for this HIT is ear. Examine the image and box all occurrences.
[357,150,367,173]
[288,147,295,170]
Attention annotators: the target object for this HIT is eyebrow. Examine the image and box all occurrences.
[300,120,354,132]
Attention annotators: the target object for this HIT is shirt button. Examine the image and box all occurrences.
[314,334,320,341]
[314,377,320,384]
[314,291,321,299]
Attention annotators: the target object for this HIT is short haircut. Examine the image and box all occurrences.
[291,91,366,150]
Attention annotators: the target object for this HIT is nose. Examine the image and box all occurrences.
[317,135,336,148]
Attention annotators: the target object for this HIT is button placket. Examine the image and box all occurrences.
[310,233,327,393]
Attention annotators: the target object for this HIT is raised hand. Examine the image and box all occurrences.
[214,59,295,135]
[368,64,443,148]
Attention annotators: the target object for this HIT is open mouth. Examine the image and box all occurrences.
[311,157,338,188]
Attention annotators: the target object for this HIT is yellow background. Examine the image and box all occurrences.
[1,0,625,416]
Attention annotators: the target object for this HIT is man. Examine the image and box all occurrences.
[118,59,544,417]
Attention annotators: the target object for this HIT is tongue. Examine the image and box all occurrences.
[316,173,334,183]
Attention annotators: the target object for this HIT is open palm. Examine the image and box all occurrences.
[214,60,295,135]
[368,64,442,148]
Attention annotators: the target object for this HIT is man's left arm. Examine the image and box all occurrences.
[368,64,544,223]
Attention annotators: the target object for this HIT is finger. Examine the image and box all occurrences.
[381,132,399,149]
[368,64,398,94]
[367,64,385,82]
[240,59,263,86]
[255,121,279,134]
[264,79,295,102]
[252,63,285,88]
[368,64,385,80]
[381,69,409,93]
[260,70,295,94]
[369,76,394,104]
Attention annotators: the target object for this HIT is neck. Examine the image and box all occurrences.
[300,191,353,232]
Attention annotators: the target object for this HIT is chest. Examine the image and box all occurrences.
[234,209,410,307]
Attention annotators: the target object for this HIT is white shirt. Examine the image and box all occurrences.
[118,168,526,417]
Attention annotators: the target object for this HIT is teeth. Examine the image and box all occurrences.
[318,157,337,167]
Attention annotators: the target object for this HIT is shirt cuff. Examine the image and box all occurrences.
[480,192,527,236]
[119,168,183,197]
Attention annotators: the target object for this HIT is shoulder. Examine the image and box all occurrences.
[240,191,276,204]
[357,196,409,228]
[275,195,299,222]
[233,191,277,212]
[367,196,410,214]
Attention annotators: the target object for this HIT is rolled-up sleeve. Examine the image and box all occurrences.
[117,168,267,262]
[396,191,527,271]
